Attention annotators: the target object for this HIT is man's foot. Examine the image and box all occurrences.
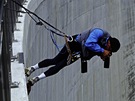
[28,77,40,86]
[25,67,35,77]
[27,82,32,95]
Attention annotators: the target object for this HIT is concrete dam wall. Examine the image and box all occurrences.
[23,0,135,101]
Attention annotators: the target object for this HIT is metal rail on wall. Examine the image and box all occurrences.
[0,0,5,100]
[0,0,25,101]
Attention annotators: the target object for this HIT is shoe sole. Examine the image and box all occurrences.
[28,79,34,86]
[25,68,30,77]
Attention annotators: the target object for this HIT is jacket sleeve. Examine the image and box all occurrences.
[85,29,104,53]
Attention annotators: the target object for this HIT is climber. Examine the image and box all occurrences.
[25,28,120,92]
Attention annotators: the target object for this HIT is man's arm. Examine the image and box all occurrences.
[85,28,104,53]
[100,50,111,61]
[85,28,111,60]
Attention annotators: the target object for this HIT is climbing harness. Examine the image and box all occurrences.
[64,35,72,65]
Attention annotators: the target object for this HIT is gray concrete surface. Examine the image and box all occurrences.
[11,14,29,101]
[23,0,135,101]
[11,1,31,101]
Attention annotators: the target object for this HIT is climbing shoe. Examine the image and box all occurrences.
[28,77,40,86]
[25,67,35,77]
[27,82,32,95]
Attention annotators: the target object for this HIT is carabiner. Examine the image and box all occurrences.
[67,35,73,42]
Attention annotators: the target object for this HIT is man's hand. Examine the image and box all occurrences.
[100,50,112,61]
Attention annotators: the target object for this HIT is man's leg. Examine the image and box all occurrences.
[38,46,68,68]
[28,58,67,86]
[25,45,68,76]
[29,54,81,86]
[44,58,67,77]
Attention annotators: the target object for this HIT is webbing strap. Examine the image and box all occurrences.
[64,35,72,65]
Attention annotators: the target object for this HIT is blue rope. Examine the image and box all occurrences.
[50,31,60,52]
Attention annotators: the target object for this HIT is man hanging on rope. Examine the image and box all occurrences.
[25,28,120,94]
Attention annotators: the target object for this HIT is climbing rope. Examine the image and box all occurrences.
[11,0,73,64]
[49,31,60,52]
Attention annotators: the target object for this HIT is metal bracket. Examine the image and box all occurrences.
[11,56,17,62]
[11,81,20,88]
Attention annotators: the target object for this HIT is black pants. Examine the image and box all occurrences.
[38,40,82,77]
